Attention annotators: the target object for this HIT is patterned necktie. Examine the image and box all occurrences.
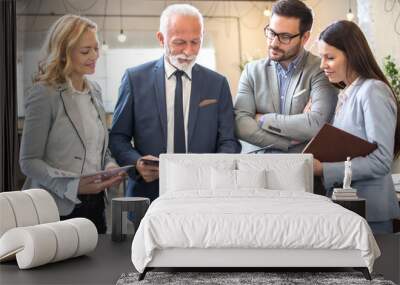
[173,70,186,153]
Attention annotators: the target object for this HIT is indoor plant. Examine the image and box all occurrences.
[383,55,400,172]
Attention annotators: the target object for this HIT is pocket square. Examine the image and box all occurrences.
[292,89,307,98]
[199,99,218,107]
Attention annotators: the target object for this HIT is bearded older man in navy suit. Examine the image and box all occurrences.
[109,4,241,201]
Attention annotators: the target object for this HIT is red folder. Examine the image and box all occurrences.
[302,123,377,162]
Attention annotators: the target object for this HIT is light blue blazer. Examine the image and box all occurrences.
[322,78,400,222]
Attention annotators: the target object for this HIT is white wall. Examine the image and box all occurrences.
[357,0,400,65]
[90,48,216,112]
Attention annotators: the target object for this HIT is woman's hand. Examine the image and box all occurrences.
[313,158,323,176]
[78,170,124,194]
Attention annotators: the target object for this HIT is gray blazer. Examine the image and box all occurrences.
[20,80,116,216]
[234,51,338,152]
[322,78,400,222]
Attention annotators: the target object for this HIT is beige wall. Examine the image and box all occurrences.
[357,0,400,65]
[18,0,399,110]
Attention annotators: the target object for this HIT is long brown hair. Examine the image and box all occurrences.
[33,14,97,86]
[319,20,400,157]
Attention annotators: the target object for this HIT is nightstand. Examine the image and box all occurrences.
[111,197,150,242]
[332,198,366,218]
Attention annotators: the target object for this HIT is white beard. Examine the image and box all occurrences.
[164,44,196,70]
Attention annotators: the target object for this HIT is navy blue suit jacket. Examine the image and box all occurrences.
[109,57,241,200]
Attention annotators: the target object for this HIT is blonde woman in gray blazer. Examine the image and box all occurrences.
[315,21,400,233]
[20,15,123,233]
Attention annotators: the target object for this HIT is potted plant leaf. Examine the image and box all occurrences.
[383,55,400,173]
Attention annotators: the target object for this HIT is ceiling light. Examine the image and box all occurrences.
[346,0,355,21]
[263,8,271,17]
[346,8,355,21]
[102,40,109,51]
[117,29,127,43]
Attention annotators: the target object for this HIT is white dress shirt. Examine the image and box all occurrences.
[164,58,195,153]
[70,82,105,174]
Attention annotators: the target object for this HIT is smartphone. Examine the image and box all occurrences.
[141,159,159,167]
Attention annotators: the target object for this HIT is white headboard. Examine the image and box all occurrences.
[159,154,314,195]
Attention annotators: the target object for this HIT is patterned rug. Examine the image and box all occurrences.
[116,271,395,285]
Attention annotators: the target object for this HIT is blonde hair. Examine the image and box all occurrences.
[33,14,97,86]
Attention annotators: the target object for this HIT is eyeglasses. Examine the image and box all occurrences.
[264,25,301,44]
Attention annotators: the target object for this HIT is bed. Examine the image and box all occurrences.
[131,154,380,280]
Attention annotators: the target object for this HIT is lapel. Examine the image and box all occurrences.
[284,51,308,114]
[58,84,86,149]
[153,57,168,149]
[265,60,280,113]
[87,82,108,156]
[187,64,205,148]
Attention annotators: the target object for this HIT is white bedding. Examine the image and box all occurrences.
[131,190,380,273]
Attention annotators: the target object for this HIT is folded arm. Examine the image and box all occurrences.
[234,65,292,151]
[260,69,338,141]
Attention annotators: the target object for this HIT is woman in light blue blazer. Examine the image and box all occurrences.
[314,20,400,233]
[20,15,123,233]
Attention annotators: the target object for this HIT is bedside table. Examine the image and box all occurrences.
[111,197,150,242]
[332,198,366,218]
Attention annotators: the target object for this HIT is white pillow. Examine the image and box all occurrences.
[211,169,267,190]
[236,169,267,189]
[167,163,210,191]
[238,159,307,191]
[166,160,236,192]
[266,162,306,191]
[211,168,236,190]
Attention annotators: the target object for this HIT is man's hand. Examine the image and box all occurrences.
[255,113,264,124]
[303,98,312,113]
[313,158,323,176]
[136,155,159,183]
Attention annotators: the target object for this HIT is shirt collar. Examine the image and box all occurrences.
[66,77,90,95]
[274,48,305,74]
[343,76,361,97]
[164,56,193,80]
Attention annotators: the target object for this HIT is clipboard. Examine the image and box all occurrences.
[302,123,377,162]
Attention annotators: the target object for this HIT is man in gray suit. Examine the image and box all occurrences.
[235,0,338,153]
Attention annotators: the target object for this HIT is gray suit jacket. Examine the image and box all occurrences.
[322,78,400,222]
[234,51,338,152]
[20,80,116,216]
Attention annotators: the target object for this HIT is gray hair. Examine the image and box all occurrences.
[159,4,204,39]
